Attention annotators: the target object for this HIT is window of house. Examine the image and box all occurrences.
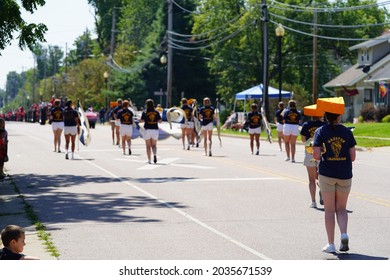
[364,88,372,102]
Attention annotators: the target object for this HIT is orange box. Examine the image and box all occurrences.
[110,101,118,108]
[303,104,324,117]
[316,97,344,115]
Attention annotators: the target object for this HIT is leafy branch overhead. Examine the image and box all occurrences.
[0,0,47,52]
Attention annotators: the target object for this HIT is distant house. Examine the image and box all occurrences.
[323,31,390,122]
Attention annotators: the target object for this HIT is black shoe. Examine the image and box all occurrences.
[196,143,199,148]
[153,155,157,164]
[340,235,349,252]
[319,190,324,205]
[58,150,61,153]
[129,149,132,155]
[256,150,259,155]
[65,153,69,160]
[209,151,212,157]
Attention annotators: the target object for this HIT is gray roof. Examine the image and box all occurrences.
[349,32,390,51]
[364,62,390,82]
[323,54,390,88]
[323,63,365,88]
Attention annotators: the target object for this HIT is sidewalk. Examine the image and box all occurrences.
[0,175,57,260]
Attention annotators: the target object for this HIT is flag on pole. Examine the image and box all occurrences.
[77,100,91,146]
[379,82,388,98]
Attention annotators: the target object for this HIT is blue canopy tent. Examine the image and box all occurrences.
[233,84,292,112]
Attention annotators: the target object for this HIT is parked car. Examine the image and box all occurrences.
[85,109,98,128]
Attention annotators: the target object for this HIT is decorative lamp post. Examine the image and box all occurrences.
[160,55,167,65]
[160,55,168,107]
[103,71,109,110]
[275,24,285,102]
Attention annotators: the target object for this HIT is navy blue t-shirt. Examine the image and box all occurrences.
[274,109,284,124]
[181,104,193,122]
[247,111,262,129]
[199,106,215,126]
[300,119,326,139]
[63,108,79,126]
[117,108,134,125]
[283,108,301,125]
[50,107,64,122]
[313,124,356,179]
[141,109,161,129]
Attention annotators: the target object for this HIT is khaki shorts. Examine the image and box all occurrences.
[303,150,317,167]
[318,174,352,193]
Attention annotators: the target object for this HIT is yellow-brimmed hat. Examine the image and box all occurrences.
[316,97,345,115]
[303,104,324,117]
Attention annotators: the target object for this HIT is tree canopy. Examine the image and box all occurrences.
[0,0,47,52]
[1,0,389,115]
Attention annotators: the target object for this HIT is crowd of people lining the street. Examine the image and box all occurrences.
[1,94,356,257]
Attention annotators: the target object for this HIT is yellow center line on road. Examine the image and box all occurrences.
[209,155,390,208]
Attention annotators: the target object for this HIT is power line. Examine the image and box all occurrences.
[172,0,200,14]
[168,12,246,38]
[270,0,390,12]
[268,18,387,41]
[269,11,390,29]
[169,22,254,51]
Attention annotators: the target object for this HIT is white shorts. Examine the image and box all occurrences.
[249,127,261,135]
[52,122,64,131]
[120,124,133,137]
[144,129,159,140]
[115,120,121,126]
[201,123,213,131]
[64,126,78,135]
[283,124,300,136]
[277,123,283,132]
[180,121,194,129]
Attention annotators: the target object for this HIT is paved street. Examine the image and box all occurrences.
[3,121,390,260]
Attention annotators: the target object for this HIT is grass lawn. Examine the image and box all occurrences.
[220,122,390,148]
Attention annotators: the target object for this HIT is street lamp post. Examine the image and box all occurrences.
[160,54,168,106]
[103,71,109,110]
[275,24,285,102]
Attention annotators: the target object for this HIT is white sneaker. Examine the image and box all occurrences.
[322,243,336,253]
[285,157,290,161]
[309,202,317,208]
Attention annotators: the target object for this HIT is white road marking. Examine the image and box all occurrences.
[182,177,284,182]
[79,154,272,260]
[115,157,216,170]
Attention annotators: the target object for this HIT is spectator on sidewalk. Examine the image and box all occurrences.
[0,225,39,260]
[0,118,8,178]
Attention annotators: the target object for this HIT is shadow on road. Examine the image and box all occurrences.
[337,253,388,260]
[9,173,188,226]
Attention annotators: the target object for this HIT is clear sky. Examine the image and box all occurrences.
[0,0,95,89]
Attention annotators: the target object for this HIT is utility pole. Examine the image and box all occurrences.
[312,1,318,102]
[110,7,117,60]
[166,0,173,108]
[262,0,270,120]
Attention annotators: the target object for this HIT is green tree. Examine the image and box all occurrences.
[0,0,47,53]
